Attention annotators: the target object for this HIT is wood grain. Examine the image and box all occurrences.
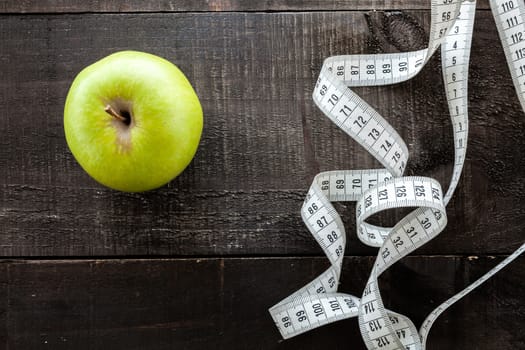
[0,1,492,13]
[0,256,523,349]
[1,10,524,257]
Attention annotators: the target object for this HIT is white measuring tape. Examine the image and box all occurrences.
[269,1,525,349]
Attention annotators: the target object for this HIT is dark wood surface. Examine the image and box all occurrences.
[1,2,524,349]
[0,256,523,350]
[0,0,493,13]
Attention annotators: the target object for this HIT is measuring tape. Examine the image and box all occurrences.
[269,0,525,349]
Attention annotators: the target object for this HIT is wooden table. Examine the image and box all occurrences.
[1,1,524,349]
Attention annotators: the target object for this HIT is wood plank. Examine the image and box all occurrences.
[0,1,493,13]
[1,11,524,256]
[1,256,523,349]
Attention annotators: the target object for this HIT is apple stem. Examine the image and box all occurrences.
[105,105,128,123]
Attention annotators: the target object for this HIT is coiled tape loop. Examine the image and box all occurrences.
[269,1,525,348]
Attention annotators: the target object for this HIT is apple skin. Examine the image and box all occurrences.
[64,50,203,192]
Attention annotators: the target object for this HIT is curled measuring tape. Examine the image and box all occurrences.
[269,0,525,349]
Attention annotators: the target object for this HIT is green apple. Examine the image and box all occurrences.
[64,50,203,192]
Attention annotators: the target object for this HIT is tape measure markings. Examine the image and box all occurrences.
[270,0,525,348]
[491,0,525,111]
[273,1,471,345]
[442,2,475,204]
